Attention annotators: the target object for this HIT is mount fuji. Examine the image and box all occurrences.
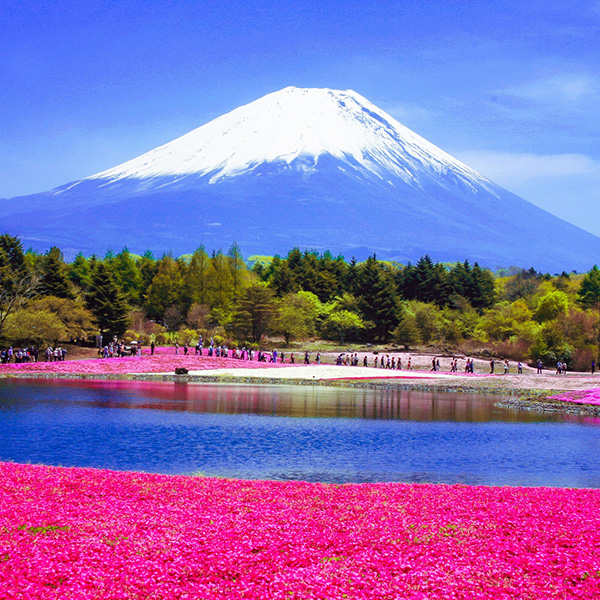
[2,86,599,271]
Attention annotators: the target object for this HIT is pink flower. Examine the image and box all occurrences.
[2,462,600,598]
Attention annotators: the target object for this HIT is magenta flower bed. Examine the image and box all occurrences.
[0,354,291,375]
[549,389,600,406]
[2,463,600,599]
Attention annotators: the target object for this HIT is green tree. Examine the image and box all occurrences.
[0,235,38,339]
[30,296,97,340]
[233,283,278,342]
[578,265,600,308]
[39,247,74,299]
[67,252,92,290]
[3,309,67,346]
[274,292,321,344]
[182,247,211,307]
[534,290,569,323]
[324,309,365,344]
[86,263,130,339]
[392,307,421,349]
[207,250,234,312]
[144,256,184,321]
[355,256,399,341]
[109,248,143,305]
[227,242,250,303]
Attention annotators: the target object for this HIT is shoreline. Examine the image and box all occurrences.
[4,356,600,414]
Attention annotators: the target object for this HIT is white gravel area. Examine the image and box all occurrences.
[186,365,456,380]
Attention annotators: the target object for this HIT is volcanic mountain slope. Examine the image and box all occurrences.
[1,86,598,271]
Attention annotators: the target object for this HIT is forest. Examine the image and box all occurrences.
[1,233,600,370]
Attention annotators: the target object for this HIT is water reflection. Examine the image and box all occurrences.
[0,378,591,424]
[1,378,600,487]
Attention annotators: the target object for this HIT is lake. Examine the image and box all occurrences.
[1,378,599,487]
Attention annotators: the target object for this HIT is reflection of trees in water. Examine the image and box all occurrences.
[8,378,572,423]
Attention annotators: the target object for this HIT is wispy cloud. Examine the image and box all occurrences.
[511,74,598,104]
[381,102,439,126]
[456,151,600,186]
[490,73,600,118]
[455,150,600,236]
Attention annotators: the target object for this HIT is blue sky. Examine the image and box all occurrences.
[2,0,599,234]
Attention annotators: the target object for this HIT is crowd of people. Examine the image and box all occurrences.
[0,336,581,376]
[1,346,39,363]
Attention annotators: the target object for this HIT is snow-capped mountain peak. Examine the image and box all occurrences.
[88,86,487,188]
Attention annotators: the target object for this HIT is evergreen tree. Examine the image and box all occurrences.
[0,235,39,339]
[268,257,296,296]
[39,247,74,299]
[182,246,211,307]
[207,250,234,310]
[227,242,249,303]
[138,251,159,300]
[413,255,448,305]
[67,252,92,290]
[233,283,278,342]
[470,263,496,309]
[86,262,130,339]
[109,248,143,305]
[355,255,399,341]
[144,255,183,321]
[578,265,600,308]
[0,233,27,275]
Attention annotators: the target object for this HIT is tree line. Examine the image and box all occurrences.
[2,233,600,369]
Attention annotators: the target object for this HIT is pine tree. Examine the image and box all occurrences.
[138,251,158,299]
[182,246,211,307]
[578,265,600,308]
[207,250,234,311]
[227,242,249,303]
[86,262,130,339]
[40,247,74,299]
[268,257,296,296]
[144,255,183,321]
[109,248,143,305]
[233,283,278,342]
[355,256,399,341]
[470,263,495,309]
[67,252,92,290]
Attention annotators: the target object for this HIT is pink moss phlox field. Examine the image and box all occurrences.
[2,463,600,599]
[0,354,292,375]
[549,389,600,406]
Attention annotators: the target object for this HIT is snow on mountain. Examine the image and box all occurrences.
[2,86,600,271]
[88,86,490,192]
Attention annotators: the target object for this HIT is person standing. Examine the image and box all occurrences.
[593,360,596,374]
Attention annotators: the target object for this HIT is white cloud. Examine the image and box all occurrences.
[455,150,600,236]
[382,102,438,126]
[495,73,600,110]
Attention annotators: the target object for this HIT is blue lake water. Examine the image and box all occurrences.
[1,378,599,487]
